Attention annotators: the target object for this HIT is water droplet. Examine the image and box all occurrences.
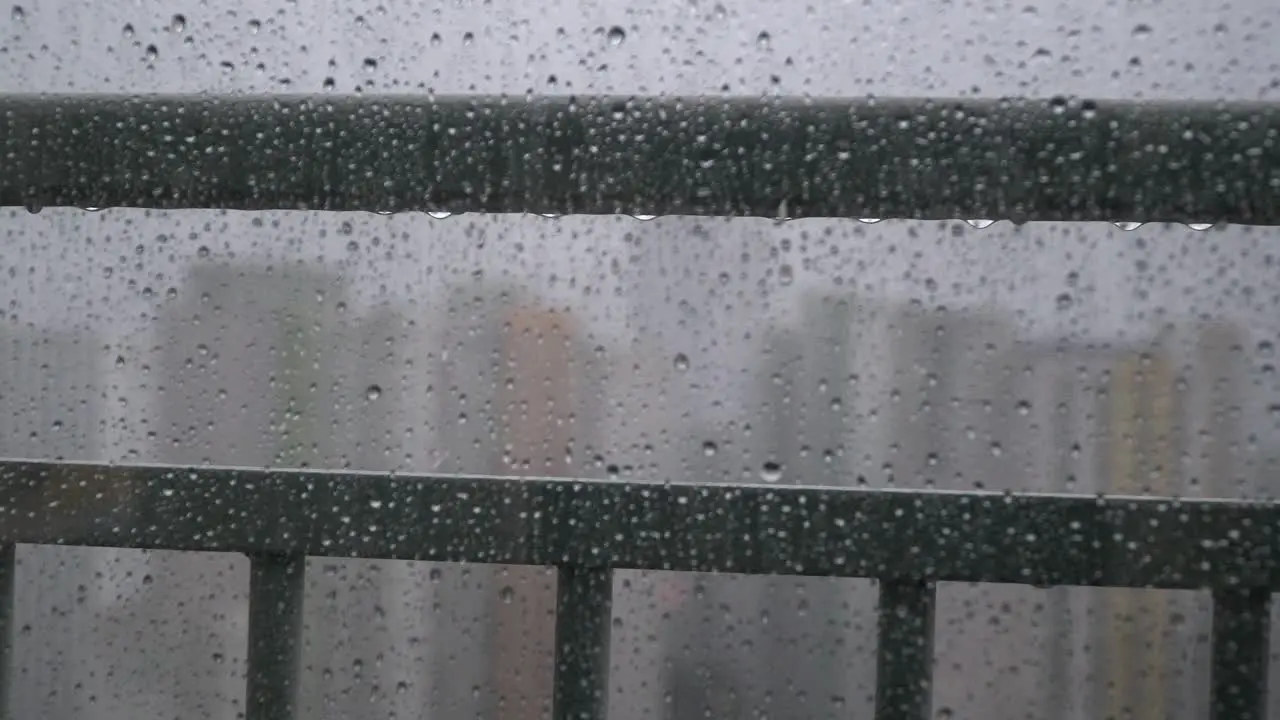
[365,384,382,401]
[673,353,690,371]
[369,498,383,509]
[462,31,474,45]
[10,5,23,21]
[702,441,718,457]
[122,23,135,38]
[760,462,783,482]
[1055,292,1074,310]
[247,18,261,34]
[632,214,656,221]
[499,586,515,603]
[80,206,103,212]
[429,32,442,46]
[362,57,378,71]
[196,245,211,258]
[1113,221,1143,231]
[756,30,771,49]
[606,25,626,45]
[170,14,186,33]
[1016,400,1031,416]
[428,568,442,582]
[1186,222,1213,231]
[427,210,452,219]
[990,442,1004,457]
[144,44,158,62]
[778,264,794,286]
[23,200,42,214]
[858,218,882,224]
[965,219,996,229]
[1131,23,1153,38]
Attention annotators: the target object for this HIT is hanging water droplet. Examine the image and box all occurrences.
[11,5,24,21]
[632,214,656,221]
[1055,292,1074,310]
[606,25,626,46]
[369,498,383,509]
[365,384,382,401]
[169,14,186,33]
[702,441,718,457]
[756,30,771,49]
[1131,23,1153,39]
[778,264,794,286]
[144,44,158,62]
[1113,221,1143,231]
[760,462,783,482]
[427,210,453,219]
[362,57,378,72]
[122,23,135,38]
[673,353,690,371]
[965,219,996,229]
[499,586,515,603]
[858,218,882,224]
[429,32,442,46]
[1186,222,1213,231]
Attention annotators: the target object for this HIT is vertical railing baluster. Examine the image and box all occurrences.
[0,545,14,720]
[246,553,305,720]
[552,566,613,720]
[1210,587,1271,720]
[875,579,936,720]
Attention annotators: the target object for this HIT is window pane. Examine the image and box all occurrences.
[3,0,1277,716]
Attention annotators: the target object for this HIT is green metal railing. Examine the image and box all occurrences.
[1,93,1278,719]
[0,460,1273,720]
[2,95,1279,224]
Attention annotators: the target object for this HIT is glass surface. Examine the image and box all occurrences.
[4,0,1280,717]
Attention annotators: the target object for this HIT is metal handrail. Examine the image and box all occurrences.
[0,460,1271,719]
[2,95,1278,224]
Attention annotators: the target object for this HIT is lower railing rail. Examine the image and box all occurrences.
[0,459,1272,719]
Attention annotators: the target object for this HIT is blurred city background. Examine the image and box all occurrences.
[4,0,1280,716]
[1,211,1278,719]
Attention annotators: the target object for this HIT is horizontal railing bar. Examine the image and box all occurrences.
[0,459,1274,589]
[2,94,1278,224]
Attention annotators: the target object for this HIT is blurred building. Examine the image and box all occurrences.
[149,263,363,720]
[0,326,102,720]
[429,282,604,720]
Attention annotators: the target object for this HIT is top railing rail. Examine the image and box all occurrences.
[2,94,1278,224]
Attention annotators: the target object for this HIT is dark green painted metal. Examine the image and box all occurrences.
[0,546,12,720]
[552,567,613,720]
[2,95,1278,223]
[875,580,935,720]
[1210,588,1272,720]
[246,553,305,720]
[0,460,1274,589]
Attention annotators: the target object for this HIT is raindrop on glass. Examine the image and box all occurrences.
[673,353,690,372]
[606,25,626,46]
[366,384,383,401]
[760,462,783,482]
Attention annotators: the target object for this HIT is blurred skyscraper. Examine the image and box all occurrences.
[150,263,362,719]
[0,326,102,720]
[430,282,604,720]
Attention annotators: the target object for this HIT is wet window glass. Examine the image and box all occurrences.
[1,1,1278,719]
